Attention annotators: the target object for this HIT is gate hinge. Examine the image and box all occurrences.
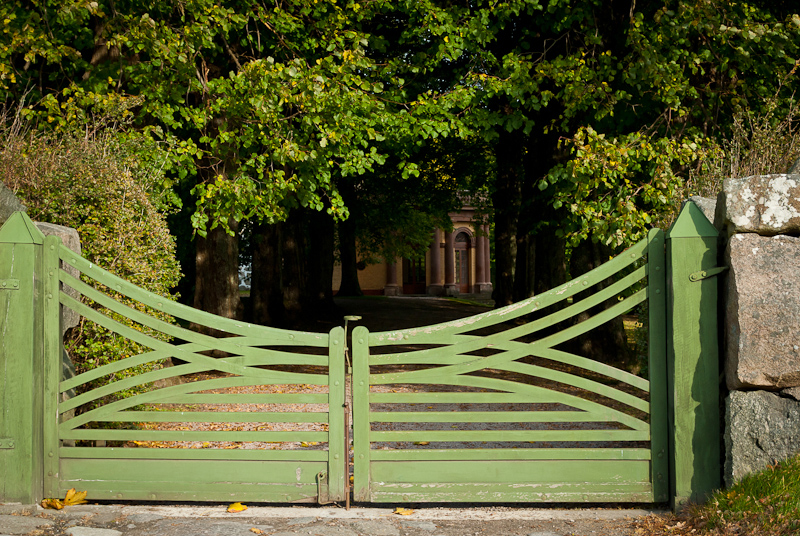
[0,438,15,449]
[689,266,728,282]
[0,279,19,290]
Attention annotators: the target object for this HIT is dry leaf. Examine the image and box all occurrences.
[413,441,430,446]
[40,498,64,510]
[250,529,264,534]
[394,507,414,515]
[63,488,88,506]
[227,502,248,513]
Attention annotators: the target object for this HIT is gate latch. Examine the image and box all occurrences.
[0,438,15,449]
[0,279,19,291]
[689,267,728,282]
[316,471,332,505]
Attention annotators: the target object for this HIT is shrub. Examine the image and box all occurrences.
[0,110,181,406]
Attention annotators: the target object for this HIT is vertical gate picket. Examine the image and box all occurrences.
[646,228,669,503]
[327,326,346,502]
[42,235,62,497]
[351,326,370,502]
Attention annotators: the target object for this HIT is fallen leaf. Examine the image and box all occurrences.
[250,529,264,534]
[63,488,88,506]
[40,499,63,510]
[394,507,413,515]
[413,441,430,446]
[227,502,248,513]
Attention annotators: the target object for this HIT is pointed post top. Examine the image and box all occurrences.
[668,201,718,239]
[0,211,45,244]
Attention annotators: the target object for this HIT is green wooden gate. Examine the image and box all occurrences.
[1,205,720,506]
[352,229,669,503]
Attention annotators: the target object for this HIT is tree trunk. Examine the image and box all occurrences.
[306,208,337,315]
[491,129,524,307]
[193,221,243,321]
[251,221,285,326]
[282,210,307,324]
[337,180,363,296]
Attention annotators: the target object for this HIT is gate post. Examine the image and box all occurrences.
[0,212,46,503]
[666,202,721,508]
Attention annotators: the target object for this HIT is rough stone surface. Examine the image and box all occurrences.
[720,174,800,234]
[781,387,800,400]
[0,514,54,534]
[724,390,800,486]
[683,196,717,228]
[0,182,26,225]
[66,528,123,536]
[724,233,800,389]
[348,519,401,536]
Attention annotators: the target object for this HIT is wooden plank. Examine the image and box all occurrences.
[370,459,651,484]
[60,458,326,485]
[51,485,320,503]
[60,430,328,442]
[370,448,651,461]
[42,236,62,497]
[646,228,670,503]
[60,447,328,461]
[352,326,371,502]
[59,245,328,346]
[156,393,328,404]
[370,430,649,442]
[368,482,653,503]
[666,204,721,506]
[88,411,329,423]
[326,327,346,501]
[369,410,647,431]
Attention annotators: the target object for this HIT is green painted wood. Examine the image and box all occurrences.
[156,393,329,404]
[370,459,650,484]
[370,448,651,461]
[367,483,653,503]
[60,447,328,461]
[352,326,371,502]
[60,429,329,442]
[88,411,329,423]
[369,430,649,442]
[646,228,670,503]
[369,411,646,428]
[369,237,650,346]
[42,236,62,497]
[666,203,721,507]
[59,244,327,346]
[62,458,326,483]
[53,486,321,503]
[0,212,44,503]
[326,327,346,501]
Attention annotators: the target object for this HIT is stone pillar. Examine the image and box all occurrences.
[427,229,444,296]
[383,259,400,296]
[444,231,458,296]
[717,174,800,486]
[475,234,485,291]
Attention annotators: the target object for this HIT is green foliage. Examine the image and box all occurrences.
[0,111,181,405]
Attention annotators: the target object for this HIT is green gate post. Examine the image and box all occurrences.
[0,212,47,503]
[666,202,721,508]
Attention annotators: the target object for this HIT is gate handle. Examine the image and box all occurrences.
[689,266,728,282]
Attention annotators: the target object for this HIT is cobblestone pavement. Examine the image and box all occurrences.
[1,503,664,536]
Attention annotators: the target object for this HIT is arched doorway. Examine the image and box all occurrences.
[402,257,426,294]
[454,231,471,293]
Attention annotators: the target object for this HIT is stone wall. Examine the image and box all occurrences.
[715,174,800,486]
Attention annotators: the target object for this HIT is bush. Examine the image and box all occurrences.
[0,110,182,406]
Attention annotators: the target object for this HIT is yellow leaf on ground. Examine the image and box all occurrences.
[413,441,430,446]
[63,488,88,506]
[394,507,413,515]
[227,502,248,513]
[41,499,64,510]
[250,528,264,534]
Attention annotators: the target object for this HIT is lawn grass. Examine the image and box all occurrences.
[634,454,800,535]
